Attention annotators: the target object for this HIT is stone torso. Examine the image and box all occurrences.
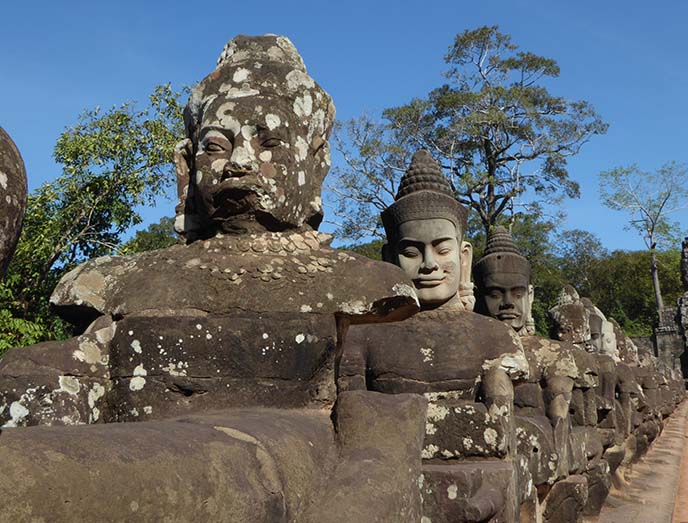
[341,310,524,397]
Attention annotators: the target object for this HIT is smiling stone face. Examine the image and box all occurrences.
[381,150,471,310]
[175,35,335,238]
[395,218,463,308]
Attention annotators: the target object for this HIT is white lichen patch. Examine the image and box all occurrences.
[131,340,142,354]
[421,444,439,459]
[73,338,107,366]
[294,136,308,162]
[426,402,449,423]
[484,427,498,447]
[4,401,30,427]
[420,347,434,363]
[143,406,153,415]
[258,151,272,162]
[285,69,315,91]
[129,364,148,391]
[58,376,81,396]
[293,93,313,117]
[88,383,105,409]
[265,113,281,130]
[447,484,458,500]
[295,334,305,344]
[425,421,437,435]
[300,305,312,313]
[162,361,188,377]
[232,67,250,83]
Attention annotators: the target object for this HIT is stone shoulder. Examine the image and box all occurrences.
[50,232,418,324]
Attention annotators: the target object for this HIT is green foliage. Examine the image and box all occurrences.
[119,217,179,255]
[340,239,385,261]
[330,26,607,243]
[0,84,186,353]
[586,249,682,336]
[599,161,688,311]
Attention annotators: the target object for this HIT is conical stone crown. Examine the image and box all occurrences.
[483,226,522,256]
[381,150,467,240]
[474,225,530,281]
[396,150,454,199]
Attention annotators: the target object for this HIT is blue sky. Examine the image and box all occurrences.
[2,0,687,251]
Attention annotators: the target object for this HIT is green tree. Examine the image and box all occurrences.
[586,249,682,336]
[0,84,186,352]
[119,216,179,255]
[329,25,607,243]
[554,229,608,298]
[599,162,688,311]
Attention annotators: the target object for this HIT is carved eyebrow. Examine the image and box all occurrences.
[432,237,456,246]
[200,127,234,140]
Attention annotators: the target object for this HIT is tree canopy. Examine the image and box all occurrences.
[0,84,186,352]
[329,26,607,242]
[599,161,688,311]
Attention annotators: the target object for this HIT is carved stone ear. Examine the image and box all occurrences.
[525,284,536,335]
[458,240,475,311]
[173,139,201,239]
[460,240,473,284]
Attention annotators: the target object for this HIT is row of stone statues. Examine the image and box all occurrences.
[0,34,683,522]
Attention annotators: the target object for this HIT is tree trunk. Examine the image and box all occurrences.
[650,246,664,311]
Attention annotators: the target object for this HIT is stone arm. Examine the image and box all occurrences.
[0,316,113,427]
[335,327,368,393]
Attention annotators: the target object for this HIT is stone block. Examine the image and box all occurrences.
[421,461,516,523]
[541,474,588,523]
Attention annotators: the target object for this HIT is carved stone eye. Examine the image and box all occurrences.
[261,137,283,148]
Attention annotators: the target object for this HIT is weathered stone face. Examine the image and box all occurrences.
[0,127,27,279]
[393,218,465,309]
[549,303,590,347]
[474,226,533,335]
[175,35,334,238]
[481,272,533,333]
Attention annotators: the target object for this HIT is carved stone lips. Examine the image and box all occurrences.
[497,312,519,320]
[415,277,445,287]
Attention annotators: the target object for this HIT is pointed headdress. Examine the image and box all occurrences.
[473,226,531,282]
[381,150,467,240]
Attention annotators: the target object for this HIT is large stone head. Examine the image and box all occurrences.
[175,35,335,239]
[0,127,27,279]
[473,227,534,335]
[381,150,472,310]
[548,286,590,348]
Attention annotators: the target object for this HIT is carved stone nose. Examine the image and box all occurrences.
[222,160,254,180]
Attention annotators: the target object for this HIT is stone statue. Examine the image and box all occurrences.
[473,227,588,519]
[340,151,530,521]
[0,127,27,279]
[381,149,473,310]
[0,35,426,521]
[582,297,619,360]
[173,35,334,240]
[474,226,534,336]
[548,285,591,350]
